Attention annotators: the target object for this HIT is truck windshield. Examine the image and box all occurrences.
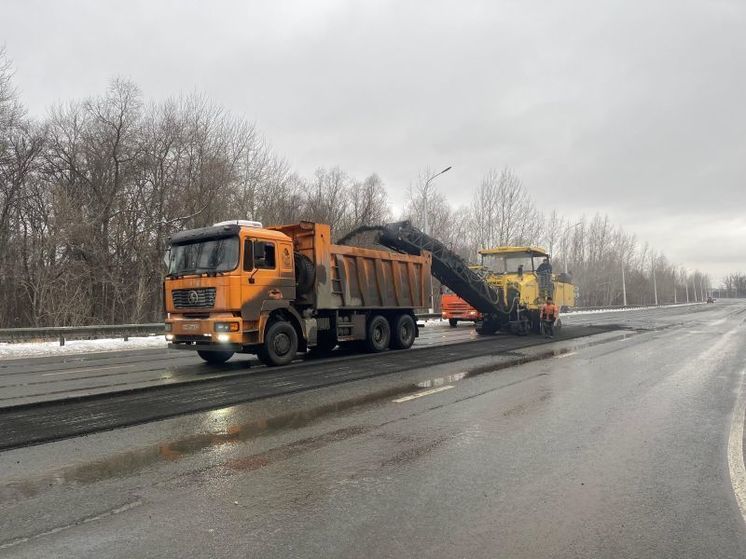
[167,236,240,276]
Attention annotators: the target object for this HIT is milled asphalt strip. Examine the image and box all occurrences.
[728,369,746,526]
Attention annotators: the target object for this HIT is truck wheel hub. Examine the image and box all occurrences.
[273,333,291,354]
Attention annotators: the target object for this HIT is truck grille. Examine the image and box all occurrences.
[172,288,216,309]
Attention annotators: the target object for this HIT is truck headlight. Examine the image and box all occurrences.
[165,334,174,341]
[216,333,231,342]
[214,322,239,332]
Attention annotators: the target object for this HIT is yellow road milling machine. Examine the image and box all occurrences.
[477,246,575,334]
[349,221,575,336]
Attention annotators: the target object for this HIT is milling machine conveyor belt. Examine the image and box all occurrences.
[375,221,504,316]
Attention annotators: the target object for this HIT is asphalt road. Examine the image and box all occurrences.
[0,302,714,408]
[2,301,746,557]
[0,316,481,407]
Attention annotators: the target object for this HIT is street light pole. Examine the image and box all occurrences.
[420,166,451,313]
[422,166,452,235]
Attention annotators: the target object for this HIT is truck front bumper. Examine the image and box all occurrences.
[168,342,243,352]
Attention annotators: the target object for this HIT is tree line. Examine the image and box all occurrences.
[0,50,713,327]
[402,167,712,308]
[717,274,746,298]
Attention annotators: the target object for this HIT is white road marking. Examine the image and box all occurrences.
[554,352,577,359]
[393,385,454,403]
[727,369,746,526]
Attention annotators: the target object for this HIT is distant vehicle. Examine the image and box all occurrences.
[441,289,481,327]
[707,296,715,303]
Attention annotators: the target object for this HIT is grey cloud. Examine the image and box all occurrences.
[1,0,744,279]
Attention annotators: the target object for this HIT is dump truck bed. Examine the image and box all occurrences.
[272,222,432,311]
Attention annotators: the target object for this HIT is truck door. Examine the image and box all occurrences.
[241,238,295,321]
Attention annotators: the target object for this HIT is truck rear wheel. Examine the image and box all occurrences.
[197,350,234,364]
[448,318,458,328]
[391,314,416,350]
[365,315,390,352]
[258,320,298,366]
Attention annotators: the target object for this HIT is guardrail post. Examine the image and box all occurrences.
[124,335,129,342]
[59,334,65,346]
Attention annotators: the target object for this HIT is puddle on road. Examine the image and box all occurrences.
[411,343,592,390]
[0,386,406,502]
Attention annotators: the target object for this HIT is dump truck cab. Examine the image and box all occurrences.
[478,246,575,333]
[164,220,299,362]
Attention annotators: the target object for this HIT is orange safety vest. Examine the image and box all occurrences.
[541,303,559,321]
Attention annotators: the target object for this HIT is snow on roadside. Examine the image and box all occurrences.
[420,302,704,325]
[565,302,703,316]
[0,335,167,360]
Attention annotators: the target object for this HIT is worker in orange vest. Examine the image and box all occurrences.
[540,296,559,338]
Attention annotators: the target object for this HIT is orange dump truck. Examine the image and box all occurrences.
[441,290,481,327]
[164,220,432,366]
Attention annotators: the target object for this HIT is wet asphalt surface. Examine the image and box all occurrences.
[0,303,718,408]
[0,319,481,407]
[0,324,614,451]
[2,301,746,557]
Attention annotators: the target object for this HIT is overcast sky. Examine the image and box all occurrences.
[1,0,744,281]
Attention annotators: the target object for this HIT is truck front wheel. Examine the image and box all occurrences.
[365,315,390,352]
[197,350,234,364]
[258,320,298,366]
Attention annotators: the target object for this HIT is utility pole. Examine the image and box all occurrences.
[621,262,628,306]
[673,274,677,304]
[685,274,690,303]
[652,257,659,306]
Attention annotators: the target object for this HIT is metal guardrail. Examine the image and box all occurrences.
[0,323,165,345]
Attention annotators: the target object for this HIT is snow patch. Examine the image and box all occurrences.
[0,335,167,360]
[565,302,703,316]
